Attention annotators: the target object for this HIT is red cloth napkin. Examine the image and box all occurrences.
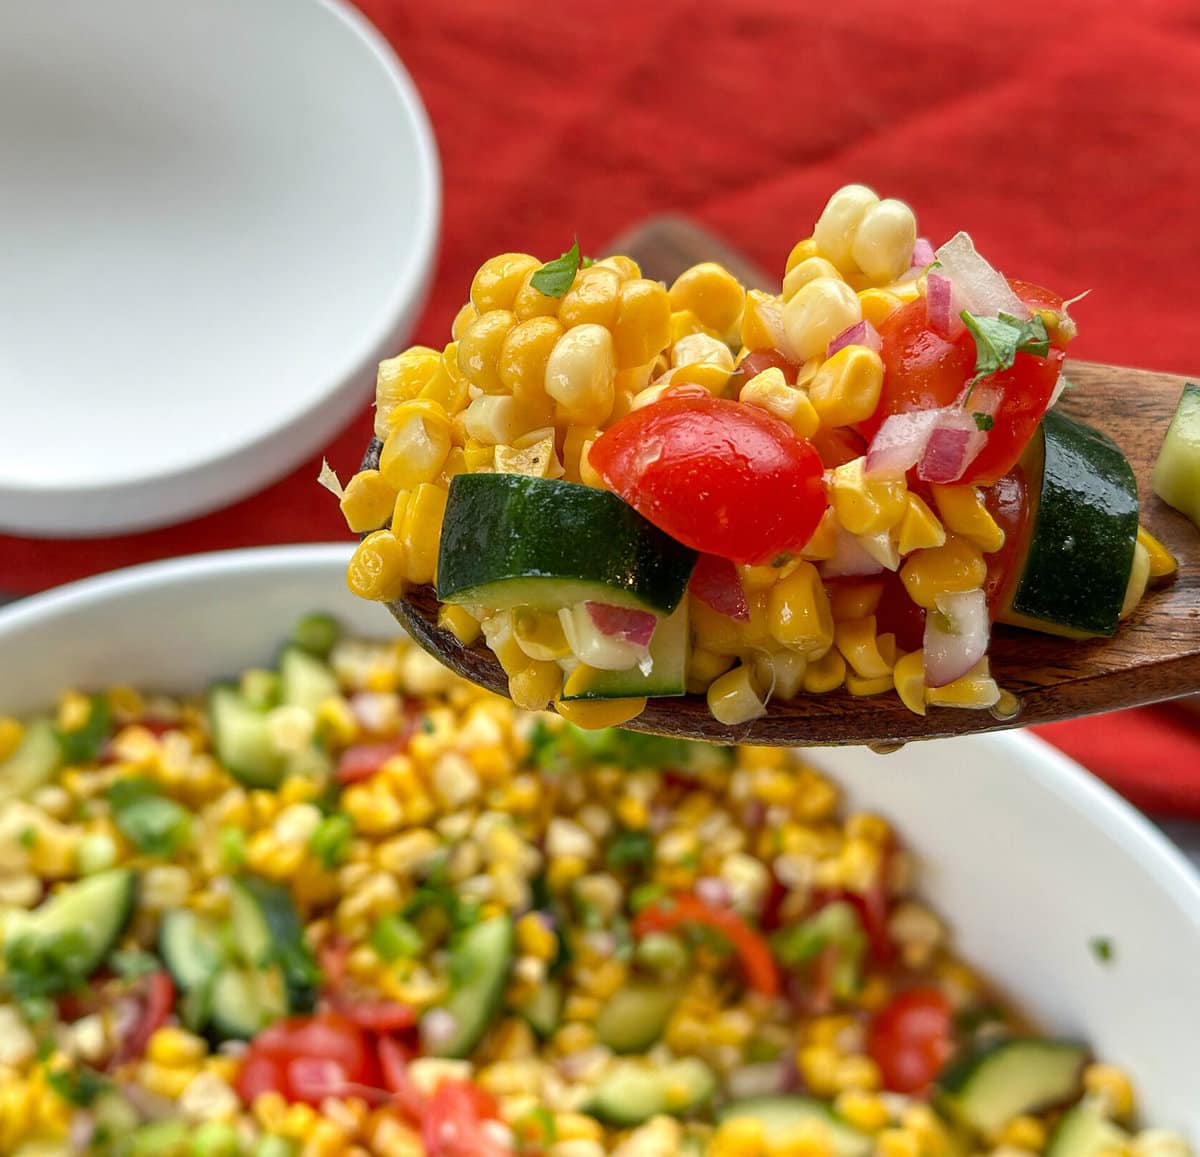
[3,0,1198,807]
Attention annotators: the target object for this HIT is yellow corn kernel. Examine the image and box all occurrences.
[809,347,885,428]
[1084,1063,1136,1120]
[379,401,453,490]
[513,610,571,661]
[389,488,411,536]
[397,483,448,586]
[783,255,844,302]
[785,237,820,273]
[710,1117,767,1157]
[858,288,904,328]
[612,278,671,370]
[516,912,558,962]
[755,648,808,701]
[829,579,883,621]
[555,696,646,729]
[796,1045,841,1098]
[803,647,846,693]
[1137,525,1177,581]
[560,264,622,330]
[463,394,528,446]
[463,439,496,472]
[450,302,476,342]
[346,531,406,602]
[930,484,1005,553]
[494,430,562,479]
[418,345,471,414]
[740,289,787,353]
[832,1053,883,1093]
[896,493,946,556]
[925,658,1001,708]
[892,650,926,716]
[672,331,737,393]
[561,424,601,484]
[1120,540,1150,621]
[686,647,736,693]
[470,253,541,314]
[374,347,441,438]
[813,184,880,272]
[544,324,616,424]
[845,669,894,696]
[508,661,563,712]
[546,856,589,894]
[139,1061,198,1099]
[900,536,987,609]
[831,458,907,537]
[669,262,746,334]
[669,307,720,344]
[835,1091,892,1133]
[437,604,481,646]
[998,1115,1049,1151]
[852,199,917,283]
[783,277,862,362]
[767,562,835,656]
[512,266,561,321]
[437,446,466,485]
[875,1130,921,1157]
[740,367,820,438]
[339,469,398,534]
[689,598,745,656]
[835,616,895,679]
[147,1027,208,1066]
[594,254,641,281]
[457,309,517,393]
[707,665,767,725]
[800,506,839,562]
[497,315,564,399]
[0,717,22,762]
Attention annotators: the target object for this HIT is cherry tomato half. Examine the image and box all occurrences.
[727,348,800,395]
[588,395,827,565]
[236,1011,371,1105]
[867,987,955,1094]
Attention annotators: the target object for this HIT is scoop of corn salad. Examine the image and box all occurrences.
[334,184,1172,732]
[0,616,1189,1157]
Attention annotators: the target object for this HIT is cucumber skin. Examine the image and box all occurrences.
[1010,410,1139,637]
[235,876,320,1014]
[430,916,516,1060]
[437,474,697,616]
[18,869,136,980]
[717,1097,871,1157]
[1152,381,1200,526]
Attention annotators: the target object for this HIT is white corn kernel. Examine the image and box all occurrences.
[179,1072,241,1122]
[813,184,880,271]
[544,324,616,423]
[0,1005,37,1066]
[852,198,918,283]
[464,394,528,445]
[265,705,316,755]
[782,277,862,361]
[140,865,192,912]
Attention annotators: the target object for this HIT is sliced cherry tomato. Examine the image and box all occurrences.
[336,739,410,785]
[867,987,955,1094]
[981,467,1030,614]
[633,892,780,998]
[235,1050,288,1104]
[112,971,176,1065]
[810,423,867,468]
[421,1080,507,1157]
[874,571,926,654]
[727,348,800,395]
[377,1035,425,1122]
[335,999,417,1035]
[688,553,749,621]
[589,395,827,565]
[239,1011,371,1105]
[319,938,352,990]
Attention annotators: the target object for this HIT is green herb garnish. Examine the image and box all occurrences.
[606,829,654,872]
[1090,935,1114,964]
[55,694,112,763]
[108,779,191,857]
[371,914,424,961]
[961,310,1050,395]
[109,948,161,981]
[291,612,343,659]
[530,238,586,298]
[47,1065,112,1106]
[972,411,995,431]
[309,812,355,871]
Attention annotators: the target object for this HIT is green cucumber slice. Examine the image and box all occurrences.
[595,982,680,1053]
[515,979,563,1039]
[999,410,1139,638]
[0,719,63,805]
[437,474,696,615]
[158,910,226,994]
[560,600,689,700]
[207,966,288,1041]
[935,1038,1088,1136]
[208,684,286,788]
[1152,381,1200,527]
[233,876,319,1014]
[3,869,135,989]
[583,1057,716,1126]
[279,647,340,715]
[717,1096,872,1157]
[427,916,515,1058]
[1046,1104,1131,1157]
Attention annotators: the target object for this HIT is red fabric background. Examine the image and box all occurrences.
[3,0,1198,808]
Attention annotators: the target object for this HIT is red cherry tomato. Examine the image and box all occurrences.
[873,572,926,654]
[335,739,410,785]
[112,971,176,1064]
[335,1000,418,1035]
[810,423,868,468]
[981,467,1031,614]
[421,1080,507,1157]
[867,987,955,1094]
[588,395,828,565]
[727,348,800,395]
[237,1012,371,1105]
[868,286,1066,486]
[688,553,749,621]
[235,1050,288,1104]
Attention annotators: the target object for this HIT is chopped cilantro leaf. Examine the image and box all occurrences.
[1090,935,1114,964]
[972,411,995,431]
[530,238,585,297]
[960,310,1050,395]
[530,720,732,775]
[18,826,37,849]
[606,829,654,871]
[55,694,112,763]
[309,812,354,870]
[107,780,191,857]
[4,927,95,1002]
[47,1065,112,1106]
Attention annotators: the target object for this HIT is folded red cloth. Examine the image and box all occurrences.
[3,0,1197,807]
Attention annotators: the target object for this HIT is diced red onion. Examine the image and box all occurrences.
[917,414,986,484]
[865,410,943,479]
[924,588,990,687]
[820,528,885,578]
[689,553,749,622]
[69,1111,95,1154]
[585,602,657,647]
[826,319,881,358]
[925,273,963,339]
[934,232,1028,319]
[695,876,732,908]
[911,237,936,268]
[726,1062,790,1099]
[420,1008,459,1052]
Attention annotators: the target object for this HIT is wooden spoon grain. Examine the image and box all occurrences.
[366,217,1200,747]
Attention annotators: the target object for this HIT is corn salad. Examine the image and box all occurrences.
[0,617,1188,1157]
[335,185,1169,731]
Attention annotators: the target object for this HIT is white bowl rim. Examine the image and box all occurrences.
[3,541,1198,932]
[0,0,440,535]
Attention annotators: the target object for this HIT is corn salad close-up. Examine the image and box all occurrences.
[0,615,1190,1157]
[333,183,1178,732]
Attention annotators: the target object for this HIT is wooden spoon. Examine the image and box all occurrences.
[365,217,1200,747]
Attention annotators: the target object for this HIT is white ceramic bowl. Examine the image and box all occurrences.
[0,0,439,536]
[1,544,1197,1132]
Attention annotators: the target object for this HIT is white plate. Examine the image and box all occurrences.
[1,544,1198,1133]
[0,0,439,537]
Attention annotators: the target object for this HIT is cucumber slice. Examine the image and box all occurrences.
[583,1057,716,1126]
[208,684,286,788]
[560,601,689,700]
[515,978,563,1039]
[935,1038,1088,1136]
[1152,381,1200,527]
[207,966,288,1041]
[1046,1104,1130,1157]
[233,876,320,1014]
[437,474,697,615]
[279,647,340,715]
[595,982,680,1053]
[4,869,135,987]
[998,410,1139,638]
[717,1096,871,1157]
[427,916,515,1059]
[158,909,226,993]
[228,878,275,967]
[0,719,63,806]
